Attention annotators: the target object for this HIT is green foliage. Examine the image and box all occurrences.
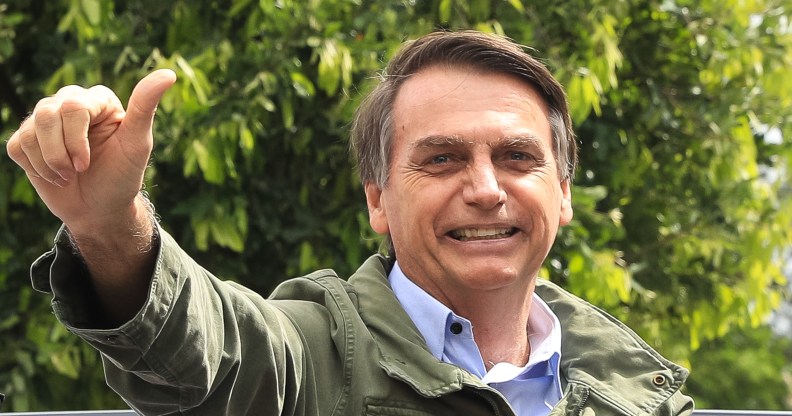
[686,326,792,409]
[1,0,790,410]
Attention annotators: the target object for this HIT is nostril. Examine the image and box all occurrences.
[497,189,507,204]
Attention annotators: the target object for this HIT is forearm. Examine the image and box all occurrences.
[66,192,159,325]
[30,222,325,414]
[56,230,309,414]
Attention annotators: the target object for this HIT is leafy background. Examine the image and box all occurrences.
[1,0,791,411]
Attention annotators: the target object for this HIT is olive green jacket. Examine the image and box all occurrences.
[32,228,694,415]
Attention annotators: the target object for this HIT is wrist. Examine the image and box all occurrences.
[65,192,159,254]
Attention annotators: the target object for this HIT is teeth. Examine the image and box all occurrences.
[451,228,514,241]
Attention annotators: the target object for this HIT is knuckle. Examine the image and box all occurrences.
[61,98,89,116]
[56,84,86,96]
[32,108,51,123]
[6,135,23,161]
[33,105,60,126]
[33,96,61,113]
[90,85,123,107]
[17,128,39,149]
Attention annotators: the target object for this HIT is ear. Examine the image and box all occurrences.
[559,180,573,226]
[364,182,390,234]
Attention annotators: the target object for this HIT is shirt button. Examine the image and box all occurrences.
[450,322,463,334]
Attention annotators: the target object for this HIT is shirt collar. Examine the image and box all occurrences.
[388,261,452,360]
[388,261,562,371]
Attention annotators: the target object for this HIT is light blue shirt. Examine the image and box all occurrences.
[389,261,563,416]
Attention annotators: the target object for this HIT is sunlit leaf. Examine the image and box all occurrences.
[438,0,452,23]
[80,0,101,26]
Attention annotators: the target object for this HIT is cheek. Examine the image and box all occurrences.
[378,188,421,238]
[512,178,563,218]
[386,196,439,243]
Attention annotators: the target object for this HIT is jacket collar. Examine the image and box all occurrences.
[348,255,480,398]
[349,255,688,413]
[535,279,689,414]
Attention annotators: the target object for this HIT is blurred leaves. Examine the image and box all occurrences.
[1,0,791,410]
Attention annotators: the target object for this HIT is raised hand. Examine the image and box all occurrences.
[6,70,177,322]
[6,69,176,234]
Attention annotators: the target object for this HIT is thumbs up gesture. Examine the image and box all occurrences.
[6,70,176,235]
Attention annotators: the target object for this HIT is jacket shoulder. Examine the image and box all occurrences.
[535,279,694,414]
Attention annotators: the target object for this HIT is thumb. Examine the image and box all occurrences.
[120,69,177,138]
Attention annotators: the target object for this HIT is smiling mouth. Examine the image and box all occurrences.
[449,227,518,241]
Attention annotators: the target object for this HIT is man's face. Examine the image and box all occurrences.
[365,66,572,307]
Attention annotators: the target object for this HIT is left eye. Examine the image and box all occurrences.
[510,152,529,160]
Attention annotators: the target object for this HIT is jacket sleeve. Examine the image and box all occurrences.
[663,390,695,416]
[31,226,316,415]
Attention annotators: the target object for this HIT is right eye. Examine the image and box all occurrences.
[430,155,451,164]
[417,153,464,176]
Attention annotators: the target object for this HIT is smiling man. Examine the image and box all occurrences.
[7,31,693,415]
[366,65,571,380]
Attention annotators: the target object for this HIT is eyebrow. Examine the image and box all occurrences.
[498,135,543,149]
[410,135,472,150]
[410,134,543,150]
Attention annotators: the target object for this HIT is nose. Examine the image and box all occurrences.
[462,161,507,209]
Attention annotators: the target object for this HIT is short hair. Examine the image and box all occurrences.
[351,30,578,189]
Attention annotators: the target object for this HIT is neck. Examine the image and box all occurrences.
[449,285,535,369]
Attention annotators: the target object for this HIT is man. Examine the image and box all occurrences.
[6,31,694,415]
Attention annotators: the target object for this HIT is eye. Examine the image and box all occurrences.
[430,154,451,164]
[500,150,540,171]
[416,153,464,175]
[509,152,531,161]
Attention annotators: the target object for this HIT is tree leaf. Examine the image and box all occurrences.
[80,0,101,26]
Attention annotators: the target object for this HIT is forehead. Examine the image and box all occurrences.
[391,66,552,152]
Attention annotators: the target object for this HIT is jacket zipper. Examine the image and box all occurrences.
[471,388,505,416]
[575,388,590,416]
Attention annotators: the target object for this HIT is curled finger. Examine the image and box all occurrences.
[14,118,67,187]
[7,131,45,182]
[34,98,74,182]
[61,97,93,172]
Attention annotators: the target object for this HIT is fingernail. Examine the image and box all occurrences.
[58,169,74,181]
[72,157,86,173]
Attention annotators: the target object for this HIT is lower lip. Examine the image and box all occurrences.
[449,228,518,241]
[455,234,512,242]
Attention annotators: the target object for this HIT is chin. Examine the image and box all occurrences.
[456,265,527,290]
